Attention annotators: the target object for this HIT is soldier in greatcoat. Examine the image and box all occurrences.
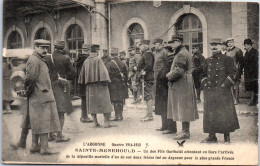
[74,44,93,123]
[201,38,239,143]
[166,35,199,140]
[45,40,77,142]
[226,38,244,105]
[137,40,155,122]
[78,45,115,128]
[106,48,128,121]
[191,44,205,103]
[242,39,258,106]
[23,39,61,154]
[155,41,176,134]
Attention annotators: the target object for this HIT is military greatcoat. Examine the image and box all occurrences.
[201,51,240,133]
[166,46,198,122]
[24,52,61,134]
[45,50,77,114]
[106,57,128,102]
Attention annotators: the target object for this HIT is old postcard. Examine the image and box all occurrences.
[2,0,259,165]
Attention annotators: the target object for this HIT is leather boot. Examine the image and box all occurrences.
[118,101,124,121]
[92,114,100,127]
[112,103,119,121]
[224,133,230,143]
[201,133,218,143]
[55,131,71,143]
[30,134,40,153]
[10,128,29,150]
[40,133,59,155]
[141,100,154,122]
[104,113,117,128]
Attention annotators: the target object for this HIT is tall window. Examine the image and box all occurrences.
[128,23,144,47]
[176,14,203,52]
[66,24,84,54]
[7,31,22,49]
[35,28,51,53]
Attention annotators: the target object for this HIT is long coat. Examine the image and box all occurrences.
[226,46,244,77]
[201,52,240,133]
[243,47,258,92]
[166,46,198,122]
[106,57,128,102]
[24,52,60,134]
[78,54,113,114]
[192,52,205,89]
[155,53,174,115]
[45,50,77,114]
[2,61,14,101]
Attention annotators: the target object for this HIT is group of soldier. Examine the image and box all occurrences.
[8,33,258,155]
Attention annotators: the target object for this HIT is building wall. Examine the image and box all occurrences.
[247,2,259,49]
[110,1,232,57]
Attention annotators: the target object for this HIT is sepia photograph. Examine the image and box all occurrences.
[1,0,259,165]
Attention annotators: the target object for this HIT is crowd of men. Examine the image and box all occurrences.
[8,34,258,155]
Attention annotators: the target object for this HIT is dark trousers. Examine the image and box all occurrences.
[113,100,124,119]
[81,96,88,118]
[161,110,177,132]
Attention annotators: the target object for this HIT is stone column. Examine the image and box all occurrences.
[92,1,108,56]
[231,2,247,50]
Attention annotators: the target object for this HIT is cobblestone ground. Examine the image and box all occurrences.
[2,95,258,164]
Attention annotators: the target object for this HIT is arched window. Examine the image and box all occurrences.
[7,31,22,49]
[35,28,51,53]
[127,23,144,47]
[66,24,84,54]
[176,14,203,52]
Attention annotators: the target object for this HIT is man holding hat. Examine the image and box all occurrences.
[191,44,205,103]
[137,39,155,122]
[78,44,115,128]
[23,39,61,154]
[106,48,128,121]
[226,38,244,105]
[201,38,239,143]
[74,44,94,123]
[242,38,258,106]
[45,40,77,142]
[166,35,198,140]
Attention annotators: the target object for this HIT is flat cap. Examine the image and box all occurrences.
[111,48,119,54]
[153,39,163,44]
[209,38,222,44]
[54,40,65,48]
[244,39,253,45]
[34,39,51,46]
[226,38,234,42]
[221,41,228,46]
[90,44,100,52]
[82,43,91,50]
[119,50,126,55]
[140,40,150,45]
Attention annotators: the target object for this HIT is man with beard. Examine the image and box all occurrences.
[226,38,244,105]
[155,40,176,134]
[106,48,128,121]
[191,44,205,103]
[78,45,115,128]
[242,39,258,106]
[45,40,77,142]
[166,35,199,140]
[74,44,94,123]
[137,40,155,122]
[23,39,61,154]
[201,38,239,143]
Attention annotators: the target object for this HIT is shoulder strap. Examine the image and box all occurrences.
[111,60,122,73]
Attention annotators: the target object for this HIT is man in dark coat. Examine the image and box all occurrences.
[137,40,155,122]
[226,38,244,105]
[24,39,61,154]
[78,45,115,128]
[166,35,198,140]
[74,44,93,123]
[201,38,239,143]
[106,48,128,121]
[192,44,205,103]
[155,41,176,134]
[101,49,111,65]
[242,39,258,106]
[45,40,77,142]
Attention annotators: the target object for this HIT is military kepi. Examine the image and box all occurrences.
[244,39,253,45]
[91,44,100,52]
[209,38,222,44]
[82,43,91,51]
[34,39,51,47]
[168,35,183,43]
[54,40,65,48]
[140,40,150,45]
